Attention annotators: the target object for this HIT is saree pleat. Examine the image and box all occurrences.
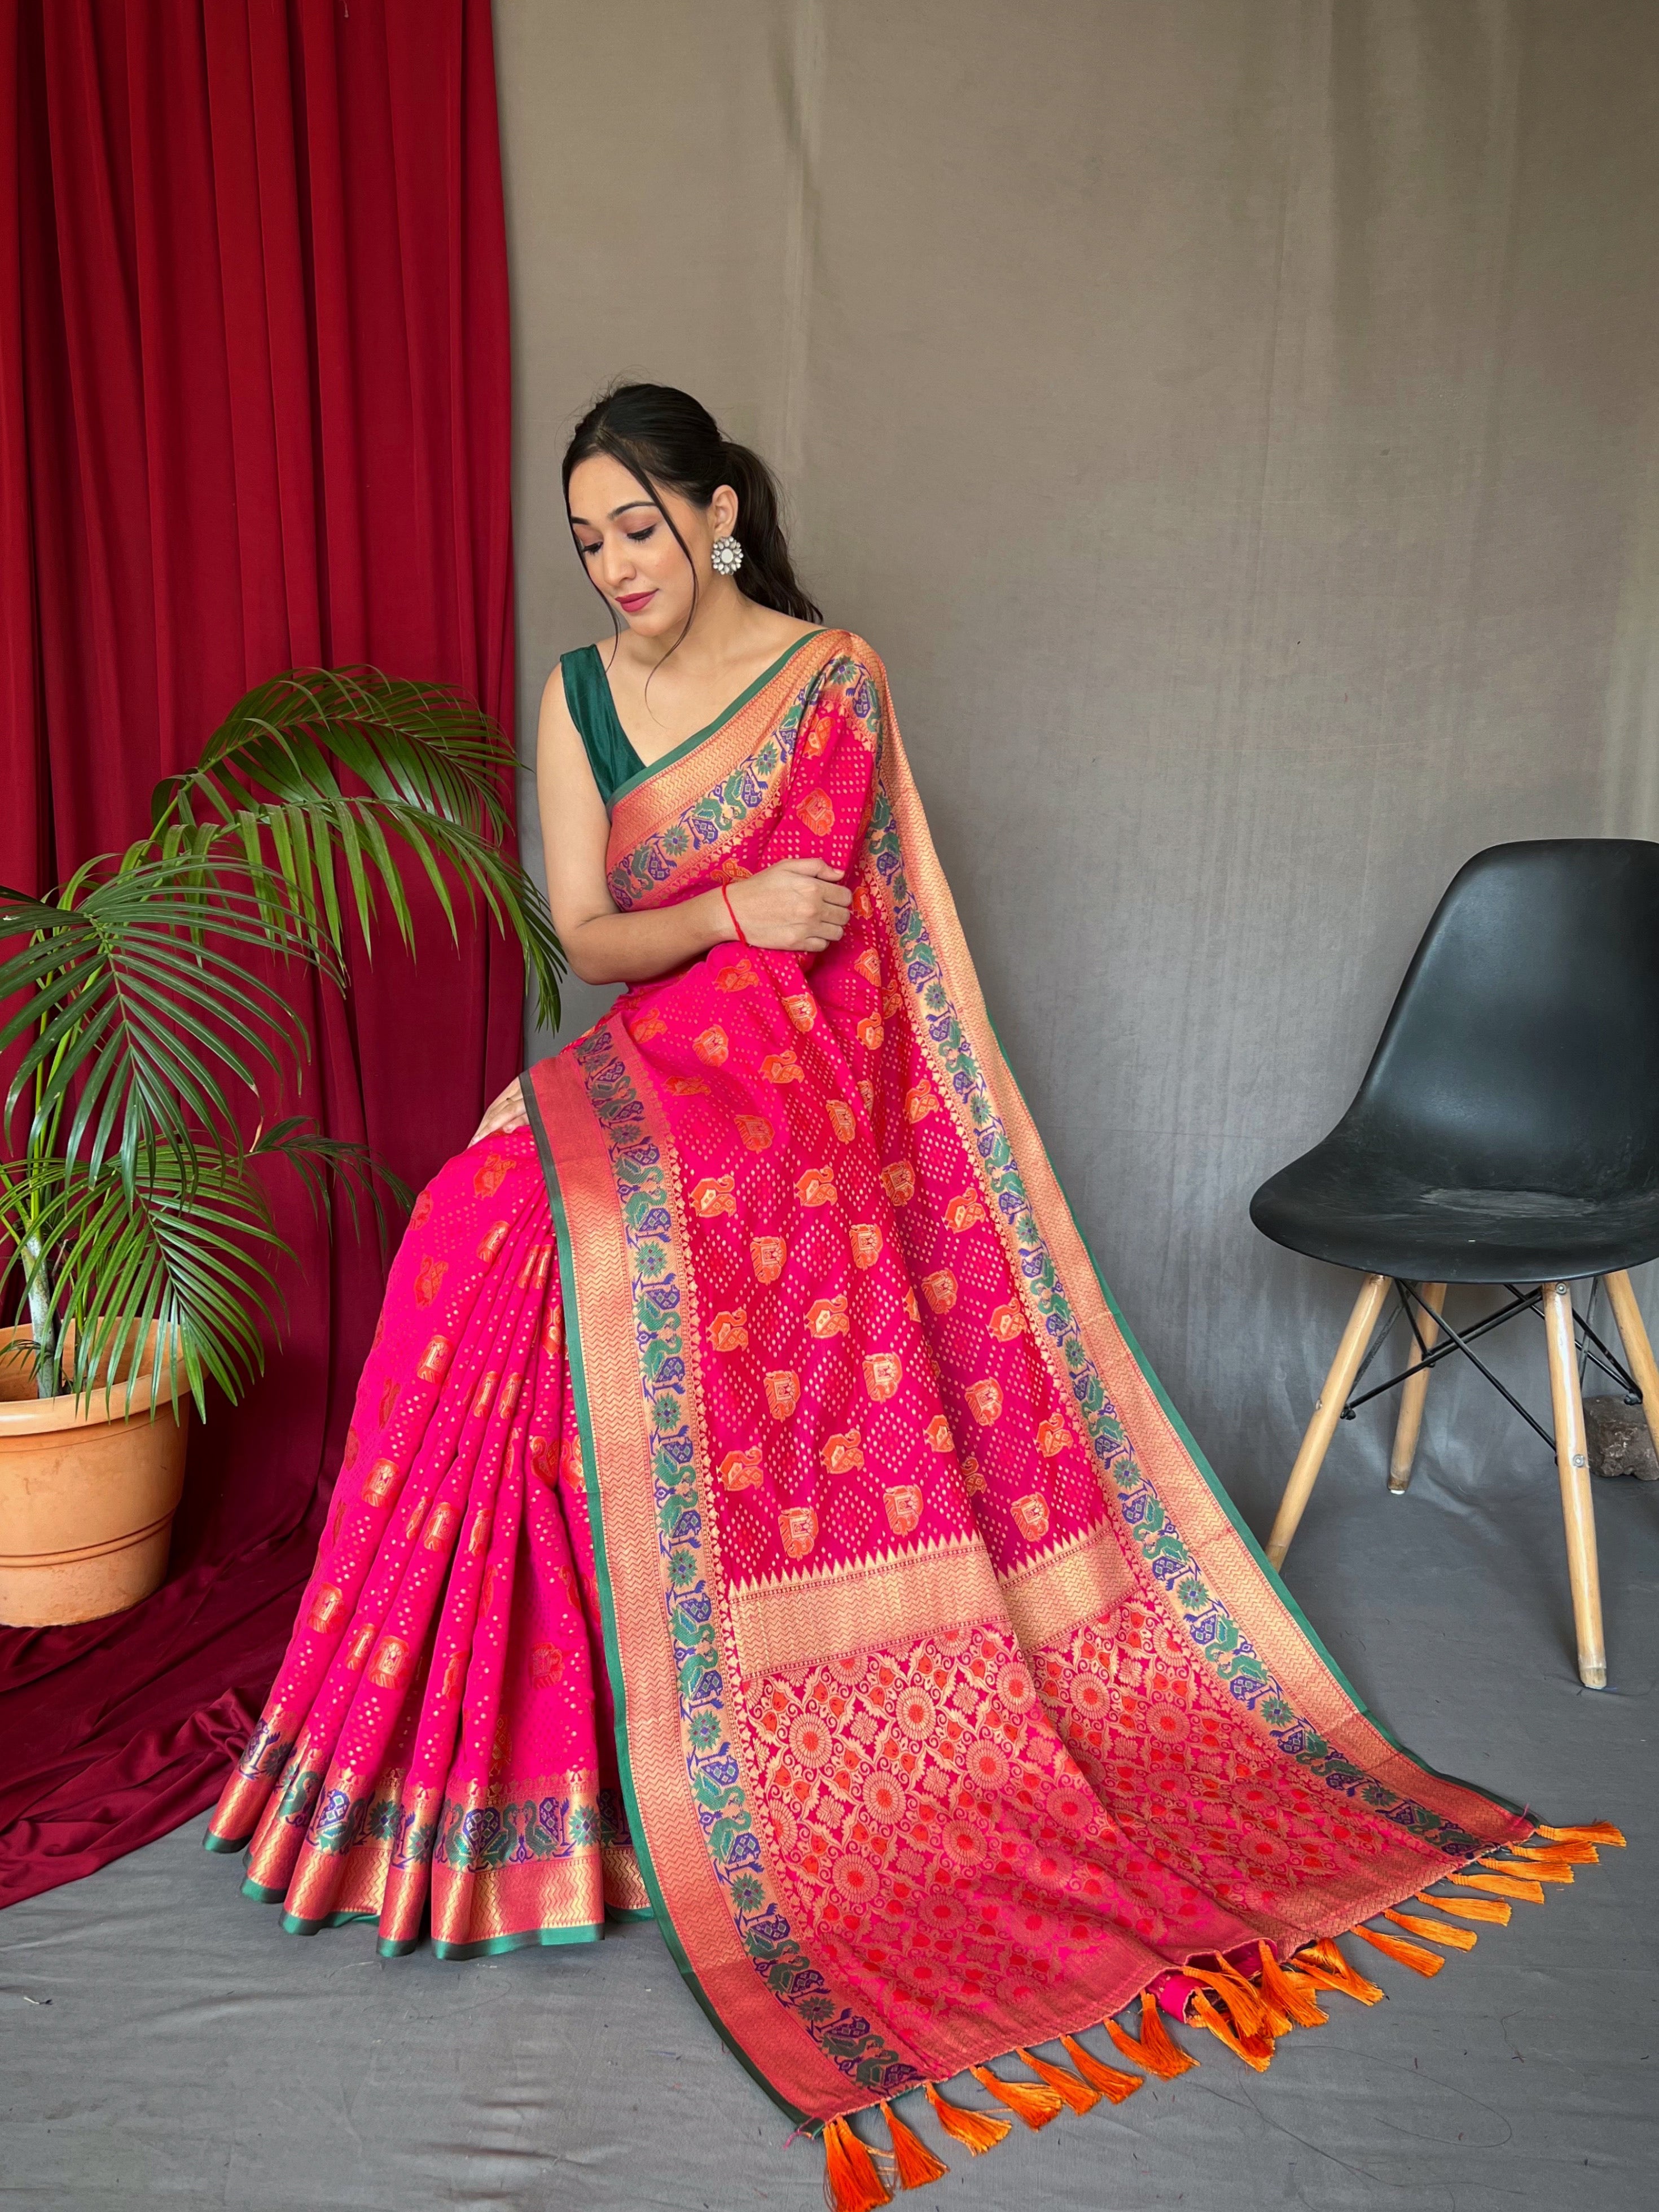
[216,1134,645,1957]
[212,629,1605,2185]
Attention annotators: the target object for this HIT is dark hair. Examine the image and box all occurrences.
[562,384,822,657]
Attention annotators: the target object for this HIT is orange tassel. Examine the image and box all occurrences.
[1105,1991,1198,2078]
[1449,1869,1544,1904]
[1225,1952,1293,2038]
[1182,1967,1268,2042]
[1059,2035,1143,2104]
[1417,1889,1509,1925]
[1483,1853,1572,1885]
[822,2116,893,2212]
[969,2065,1064,2130]
[1014,2047,1099,2116]
[921,2082,1010,2156]
[1536,1820,1625,1847]
[1291,1939,1385,2005]
[1351,1924,1444,1977]
[880,2101,949,2190]
[1257,1942,1328,2029]
[1193,1956,1283,2039]
[1384,1908,1477,1951]
[1515,1838,1599,1864]
[1189,1989,1274,2070]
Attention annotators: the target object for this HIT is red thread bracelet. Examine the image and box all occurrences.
[720,883,749,947]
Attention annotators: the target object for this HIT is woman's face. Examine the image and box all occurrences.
[567,453,738,640]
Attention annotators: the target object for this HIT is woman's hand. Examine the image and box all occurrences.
[725,858,852,954]
[469,1076,529,1147]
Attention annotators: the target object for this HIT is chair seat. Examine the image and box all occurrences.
[1251,1137,1659,1283]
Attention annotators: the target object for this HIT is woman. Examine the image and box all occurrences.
[208,385,1602,2203]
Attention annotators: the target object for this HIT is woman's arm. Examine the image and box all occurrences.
[537,666,728,985]
[538,666,852,986]
[467,664,852,1142]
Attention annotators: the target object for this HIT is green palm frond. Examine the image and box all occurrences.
[139,667,561,1029]
[1,1126,407,1415]
[3,1146,288,1415]
[1,662,560,1414]
[0,863,332,1188]
[253,1115,413,1257]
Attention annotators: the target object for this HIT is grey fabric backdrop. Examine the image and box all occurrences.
[493,0,1659,1594]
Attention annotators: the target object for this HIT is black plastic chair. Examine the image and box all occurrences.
[1251,839,1659,1688]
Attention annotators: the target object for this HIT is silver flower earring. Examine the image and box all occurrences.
[710,534,744,577]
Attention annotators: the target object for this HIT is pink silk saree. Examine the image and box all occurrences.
[209,629,1611,2194]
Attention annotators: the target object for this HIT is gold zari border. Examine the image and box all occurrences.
[728,1537,1002,1682]
[998,1521,1140,1654]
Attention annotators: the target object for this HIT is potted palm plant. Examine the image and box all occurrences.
[0,670,559,1626]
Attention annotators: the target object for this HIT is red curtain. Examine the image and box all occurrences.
[0,0,520,1906]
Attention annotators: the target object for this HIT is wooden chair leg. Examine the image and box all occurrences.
[1266,1273,1392,1570]
[1540,1280,1607,1689]
[1603,1269,1659,1467]
[1388,1281,1446,1495]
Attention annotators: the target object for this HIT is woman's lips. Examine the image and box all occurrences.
[616,590,656,613]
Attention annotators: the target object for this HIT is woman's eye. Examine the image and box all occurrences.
[577,541,601,559]
[626,526,656,544]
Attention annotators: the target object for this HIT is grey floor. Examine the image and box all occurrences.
[3,1449,1656,2212]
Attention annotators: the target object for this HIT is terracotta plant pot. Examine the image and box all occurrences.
[0,1323,190,1626]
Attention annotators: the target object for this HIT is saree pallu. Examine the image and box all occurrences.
[210,629,1609,2188]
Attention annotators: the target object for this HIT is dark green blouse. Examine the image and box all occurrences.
[559,632,827,809]
[559,644,645,807]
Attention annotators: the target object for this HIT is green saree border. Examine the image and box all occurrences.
[519,1071,813,2126]
[387,1907,648,1959]
[604,630,826,811]
[203,1830,247,1855]
[432,1924,603,1961]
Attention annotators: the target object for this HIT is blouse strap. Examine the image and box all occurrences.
[559,644,644,806]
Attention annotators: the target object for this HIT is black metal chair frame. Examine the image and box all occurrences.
[1340,1280,1642,1456]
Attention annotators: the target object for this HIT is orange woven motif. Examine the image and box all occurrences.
[780,1506,819,1559]
[863,1353,903,1400]
[720,1447,764,1491]
[710,1310,750,1352]
[849,1223,883,1269]
[965,1379,1004,1425]
[883,1484,924,1535]
[751,1235,788,1281]
[820,1429,864,1475]
[765,1370,801,1419]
